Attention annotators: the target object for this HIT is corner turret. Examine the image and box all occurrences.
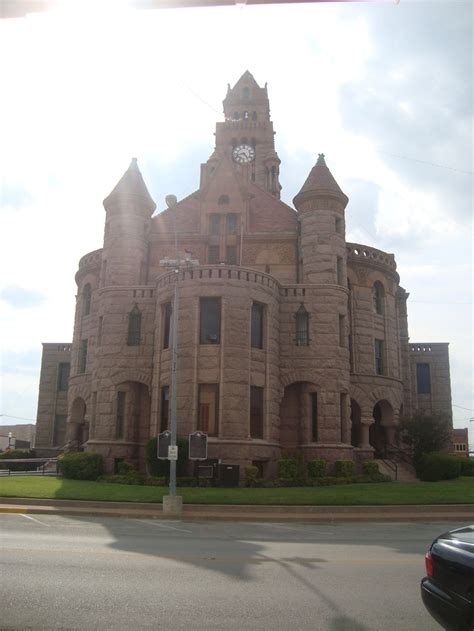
[101,158,156,287]
[294,154,348,285]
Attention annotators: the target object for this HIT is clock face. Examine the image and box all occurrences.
[232,144,255,164]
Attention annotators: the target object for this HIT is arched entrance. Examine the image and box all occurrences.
[350,399,361,447]
[69,397,88,447]
[115,381,151,443]
[370,399,394,457]
[279,382,316,451]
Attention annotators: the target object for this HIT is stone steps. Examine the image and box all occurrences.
[374,459,417,482]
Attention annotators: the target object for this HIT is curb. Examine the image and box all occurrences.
[1,498,473,522]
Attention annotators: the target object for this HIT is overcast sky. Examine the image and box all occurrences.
[1,1,472,444]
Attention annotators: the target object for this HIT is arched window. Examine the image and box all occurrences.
[243,111,249,120]
[252,111,257,121]
[295,304,309,346]
[127,304,142,346]
[373,281,385,315]
[218,194,229,205]
[82,284,92,316]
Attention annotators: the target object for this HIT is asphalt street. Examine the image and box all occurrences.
[0,515,463,630]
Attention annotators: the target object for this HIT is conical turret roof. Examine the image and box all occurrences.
[103,158,156,213]
[293,154,348,208]
[228,70,261,93]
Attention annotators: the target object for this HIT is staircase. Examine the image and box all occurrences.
[374,458,417,482]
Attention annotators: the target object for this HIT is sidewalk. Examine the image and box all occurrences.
[1,497,473,522]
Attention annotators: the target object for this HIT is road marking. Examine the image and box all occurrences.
[134,519,193,533]
[262,523,310,532]
[20,514,51,527]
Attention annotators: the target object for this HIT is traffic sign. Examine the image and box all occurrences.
[168,445,178,460]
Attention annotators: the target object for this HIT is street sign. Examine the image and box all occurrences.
[189,431,208,460]
[168,445,178,460]
[157,431,171,459]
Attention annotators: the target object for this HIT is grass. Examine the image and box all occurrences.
[0,476,473,505]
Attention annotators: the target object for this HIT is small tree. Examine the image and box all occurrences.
[398,412,452,468]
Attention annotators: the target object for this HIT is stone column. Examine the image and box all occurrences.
[360,421,372,448]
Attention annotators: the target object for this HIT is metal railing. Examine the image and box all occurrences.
[0,458,59,476]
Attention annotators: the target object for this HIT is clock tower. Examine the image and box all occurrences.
[201,70,282,198]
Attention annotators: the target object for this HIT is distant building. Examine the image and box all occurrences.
[452,428,469,458]
[35,71,453,475]
[0,424,36,451]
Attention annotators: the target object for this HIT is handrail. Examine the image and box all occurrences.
[380,457,398,481]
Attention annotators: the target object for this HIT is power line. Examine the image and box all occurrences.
[0,414,36,422]
[380,151,473,175]
[452,404,474,412]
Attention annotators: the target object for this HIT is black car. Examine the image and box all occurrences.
[421,525,474,630]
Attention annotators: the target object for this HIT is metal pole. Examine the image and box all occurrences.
[169,270,179,496]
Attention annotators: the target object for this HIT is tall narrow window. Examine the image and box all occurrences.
[373,281,385,315]
[79,339,88,374]
[374,339,384,375]
[100,260,107,288]
[335,217,343,234]
[250,386,264,439]
[251,302,264,349]
[340,393,347,443]
[226,245,237,265]
[163,303,172,349]
[209,214,221,235]
[226,213,238,234]
[295,304,309,346]
[160,386,169,432]
[57,362,70,391]
[198,384,219,436]
[416,363,431,394]
[127,305,141,346]
[98,316,103,346]
[116,391,126,439]
[337,257,344,285]
[208,245,220,264]
[311,393,318,441]
[200,298,221,344]
[82,283,92,316]
[339,315,345,347]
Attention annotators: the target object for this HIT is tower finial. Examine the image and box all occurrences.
[317,153,326,165]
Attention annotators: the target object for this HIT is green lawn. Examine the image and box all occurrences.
[0,476,473,505]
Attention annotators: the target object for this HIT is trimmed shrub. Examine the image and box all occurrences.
[419,453,462,482]
[176,476,197,487]
[244,465,260,487]
[0,448,37,471]
[307,459,327,479]
[275,477,306,487]
[278,458,298,480]
[145,435,189,478]
[144,476,167,487]
[362,461,379,476]
[116,461,135,475]
[103,472,145,485]
[334,460,355,478]
[58,452,104,481]
[460,458,474,476]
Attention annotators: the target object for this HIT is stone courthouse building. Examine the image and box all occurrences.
[35,72,453,475]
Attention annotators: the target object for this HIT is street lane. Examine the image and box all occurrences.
[1,515,462,630]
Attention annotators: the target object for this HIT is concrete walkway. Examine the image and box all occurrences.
[1,497,473,522]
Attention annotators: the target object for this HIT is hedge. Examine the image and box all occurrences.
[418,453,462,482]
[362,461,380,476]
[58,452,104,480]
[244,466,260,487]
[334,460,355,478]
[460,458,474,476]
[277,458,299,480]
[307,459,326,479]
[0,448,37,471]
[145,435,189,478]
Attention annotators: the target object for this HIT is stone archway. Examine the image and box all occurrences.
[350,399,362,447]
[370,399,394,456]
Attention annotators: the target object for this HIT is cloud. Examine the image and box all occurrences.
[0,286,45,309]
